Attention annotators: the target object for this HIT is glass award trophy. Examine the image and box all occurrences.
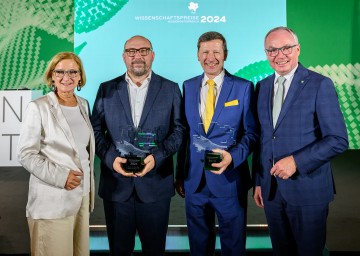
[115,128,157,173]
[204,150,222,171]
[194,122,236,171]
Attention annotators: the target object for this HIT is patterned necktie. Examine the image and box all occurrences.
[273,76,286,127]
[204,79,216,133]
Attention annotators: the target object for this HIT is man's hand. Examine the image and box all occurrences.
[135,154,155,177]
[270,155,297,180]
[65,170,83,190]
[210,149,233,175]
[113,157,136,177]
[253,186,264,208]
[175,179,185,198]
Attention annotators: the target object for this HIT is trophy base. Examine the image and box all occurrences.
[204,151,222,171]
[122,155,144,173]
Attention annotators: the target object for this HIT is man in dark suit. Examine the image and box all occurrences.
[91,35,185,255]
[253,27,348,256]
[175,31,258,255]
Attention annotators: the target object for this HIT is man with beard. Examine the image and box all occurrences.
[91,35,185,255]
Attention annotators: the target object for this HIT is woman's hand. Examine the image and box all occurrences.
[65,170,83,190]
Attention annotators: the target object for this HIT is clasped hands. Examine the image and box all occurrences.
[112,154,155,177]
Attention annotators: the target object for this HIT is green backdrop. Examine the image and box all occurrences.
[0,0,358,148]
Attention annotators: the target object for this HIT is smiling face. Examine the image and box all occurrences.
[265,29,300,76]
[197,39,226,79]
[52,59,81,94]
[122,36,154,79]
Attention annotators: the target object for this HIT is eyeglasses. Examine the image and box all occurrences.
[265,44,298,57]
[124,48,152,57]
[53,70,81,78]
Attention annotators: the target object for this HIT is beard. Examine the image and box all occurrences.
[129,60,150,77]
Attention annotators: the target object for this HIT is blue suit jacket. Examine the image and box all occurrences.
[177,70,258,197]
[253,64,348,206]
[91,72,185,203]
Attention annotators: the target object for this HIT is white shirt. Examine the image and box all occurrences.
[60,105,91,196]
[200,70,225,122]
[273,64,298,102]
[125,72,152,128]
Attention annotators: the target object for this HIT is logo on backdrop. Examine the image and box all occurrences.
[133,1,226,24]
[188,2,199,13]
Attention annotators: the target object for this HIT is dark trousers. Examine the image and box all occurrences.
[264,187,329,256]
[103,192,171,256]
[185,180,248,256]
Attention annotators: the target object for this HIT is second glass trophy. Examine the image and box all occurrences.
[193,122,236,171]
[204,150,222,171]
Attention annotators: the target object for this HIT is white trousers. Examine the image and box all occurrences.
[27,194,90,256]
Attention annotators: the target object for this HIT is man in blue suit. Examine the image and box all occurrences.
[91,35,185,255]
[253,27,348,256]
[176,31,258,255]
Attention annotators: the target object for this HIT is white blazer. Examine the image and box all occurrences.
[17,92,95,219]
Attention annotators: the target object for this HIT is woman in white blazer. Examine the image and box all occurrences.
[17,52,95,256]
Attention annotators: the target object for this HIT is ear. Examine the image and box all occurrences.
[151,51,155,61]
[296,44,301,56]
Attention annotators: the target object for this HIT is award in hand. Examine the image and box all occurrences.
[115,130,157,173]
[194,123,236,171]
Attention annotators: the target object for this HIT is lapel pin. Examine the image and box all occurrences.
[301,80,304,84]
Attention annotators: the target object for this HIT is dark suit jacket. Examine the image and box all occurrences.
[91,72,185,203]
[253,63,348,206]
[177,70,258,197]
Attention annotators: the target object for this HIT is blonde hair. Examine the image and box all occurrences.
[44,52,86,88]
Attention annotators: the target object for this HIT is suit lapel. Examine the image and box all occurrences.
[76,96,95,151]
[266,74,276,128]
[138,73,161,128]
[208,72,233,133]
[275,64,309,129]
[116,76,134,126]
[187,75,204,135]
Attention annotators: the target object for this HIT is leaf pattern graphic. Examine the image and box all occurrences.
[75,0,129,34]
[0,0,73,92]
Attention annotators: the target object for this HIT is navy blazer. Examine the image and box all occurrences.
[177,70,258,197]
[91,72,185,203]
[253,64,348,206]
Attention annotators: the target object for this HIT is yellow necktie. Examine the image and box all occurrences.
[204,79,216,133]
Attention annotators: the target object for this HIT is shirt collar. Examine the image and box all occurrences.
[125,71,152,88]
[275,64,298,83]
[201,70,225,88]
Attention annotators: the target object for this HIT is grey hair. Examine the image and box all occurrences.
[264,26,299,45]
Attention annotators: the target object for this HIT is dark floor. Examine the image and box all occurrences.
[0,150,359,254]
